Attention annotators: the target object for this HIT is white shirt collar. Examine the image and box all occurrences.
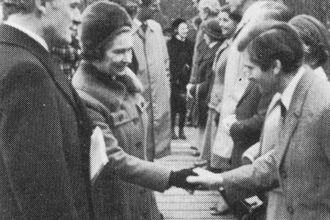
[133,18,142,27]
[175,35,186,42]
[280,66,306,111]
[4,21,49,51]
[208,41,217,48]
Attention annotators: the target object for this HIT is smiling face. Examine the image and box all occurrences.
[43,0,81,46]
[244,50,279,93]
[97,31,133,77]
[139,0,161,20]
[177,22,188,39]
[218,11,238,39]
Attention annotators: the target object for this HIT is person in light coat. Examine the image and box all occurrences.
[131,0,172,160]
[188,21,330,220]
[210,0,292,171]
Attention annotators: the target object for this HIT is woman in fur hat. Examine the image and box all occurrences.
[72,2,196,219]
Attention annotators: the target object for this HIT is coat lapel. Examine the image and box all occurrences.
[198,43,220,66]
[0,25,79,112]
[236,81,254,107]
[277,70,315,165]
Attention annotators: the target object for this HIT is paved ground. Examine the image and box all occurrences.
[154,127,236,220]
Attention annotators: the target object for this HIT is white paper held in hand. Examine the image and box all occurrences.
[90,126,109,183]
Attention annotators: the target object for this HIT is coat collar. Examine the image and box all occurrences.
[236,81,257,107]
[73,63,142,110]
[0,24,80,113]
[197,42,221,65]
[132,19,155,39]
[277,68,315,165]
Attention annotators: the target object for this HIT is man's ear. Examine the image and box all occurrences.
[273,60,282,76]
[35,0,46,14]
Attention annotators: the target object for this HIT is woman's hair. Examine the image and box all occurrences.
[94,26,131,61]
[289,15,330,70]
[220,4,242,23]
[238,22,304,73]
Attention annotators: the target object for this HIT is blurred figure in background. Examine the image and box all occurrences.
[195,5,241,169]
[187,0,221,155]
[131,0,172,160]
[51,2,82,80]
[109,0,142,17]
[167,18,194,140]
[188,19,223,157]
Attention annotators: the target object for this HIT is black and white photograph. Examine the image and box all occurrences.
[0,0,330,219]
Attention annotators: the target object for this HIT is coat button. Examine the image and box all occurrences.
[287,206,294,215]
[135,141,143,149]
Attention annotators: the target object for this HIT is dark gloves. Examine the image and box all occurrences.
[169,168,198,190]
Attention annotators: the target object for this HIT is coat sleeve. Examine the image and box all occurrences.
[161,27,170,79]
[221,149,279,204]
[84,102,172,192]
[190,57,214,98]
[0,62,80,220]
[229,86,272,143]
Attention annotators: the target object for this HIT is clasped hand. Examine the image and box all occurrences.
[186,168,224,191]
[169,168,224,192]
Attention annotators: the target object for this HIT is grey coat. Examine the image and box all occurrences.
[73,63,171,220]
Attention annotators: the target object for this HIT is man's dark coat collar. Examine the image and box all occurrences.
[0,24,79,112]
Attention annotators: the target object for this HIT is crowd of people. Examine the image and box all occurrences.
[0,0,330,220]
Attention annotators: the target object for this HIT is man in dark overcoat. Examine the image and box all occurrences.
[0,0,95,219]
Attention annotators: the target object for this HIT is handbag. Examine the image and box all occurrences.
[233,196,266,220]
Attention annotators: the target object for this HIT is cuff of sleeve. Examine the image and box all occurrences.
[242,153,255,164]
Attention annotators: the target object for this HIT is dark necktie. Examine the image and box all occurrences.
[140,22,147,33]
[280,101,286,124]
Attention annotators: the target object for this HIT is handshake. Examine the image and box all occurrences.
[169,168,224,191]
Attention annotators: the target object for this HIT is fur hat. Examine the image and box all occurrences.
[203,19,223,40]
[80,1,132,60]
